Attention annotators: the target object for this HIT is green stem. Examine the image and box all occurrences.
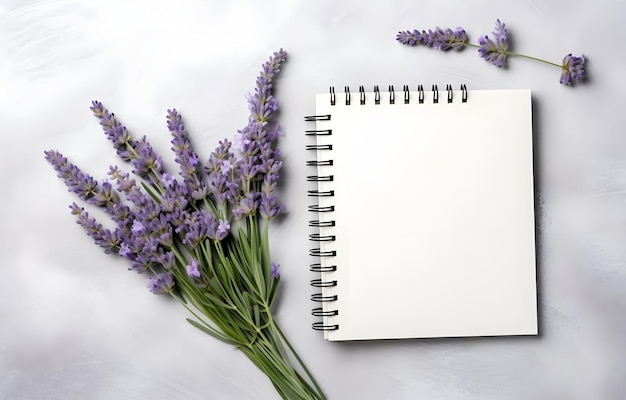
[506,51,562,67]
[271,320,327,400]
[464,43,562,68]
[250,333,322,400]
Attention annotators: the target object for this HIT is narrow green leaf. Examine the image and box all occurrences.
[186,318,238,346]
[140,181,161,203]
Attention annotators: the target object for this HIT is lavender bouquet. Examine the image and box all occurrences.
[45,50,326,400]
[397,19,586,86]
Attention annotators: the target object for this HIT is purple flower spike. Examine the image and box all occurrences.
[560,54,585,85]
[396,26,467,51]
[186,259,201,279]
[433,27,467,51]
[270,263,280,279]
[260,192,282,220]
[478,19,509,68]
[216,219,230,240]
[146,272,175,295]
[156,251,176,270]
[167,109,206,199]
[131,220,145,233]
[91,102,165,183]
[44,150,99,201]
[248,49,287,124]
[119,243,133,258]
[396,29,423,45]
[69,203,119,254]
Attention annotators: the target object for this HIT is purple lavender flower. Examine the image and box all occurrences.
[161,173,176,187]
[160,180,189,213]
[219,50,287,221]
[156,250,176,270]
[181,210,215,247]
[478,19,509,68]
[217,220,230,240]
[69,203,119,254]
[153,215,174,248]
[233,192,259,219]
[260,192,282,220]
[396,29,423,45]
[47,50,289,300]
[119,242,133,258]
[396,27,467,51]
[132,136,165,183]
[90,101,133,161]
[206,139,236,205]
[108,167,160,221]
[167,109,206,199]
[44,150,99,201]
[130,236,161,273]
[433,27,467,51]
[204,214,226,242]
[91,102,165,184]
[248,49,287,124]
[89,180,119,207]
[560,54,585,85]
[132,220,145,233]
[146,272,175,295]
[270,263,280,279]
[186,259,201,279]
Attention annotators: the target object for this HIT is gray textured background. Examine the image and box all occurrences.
[1,1,624,399]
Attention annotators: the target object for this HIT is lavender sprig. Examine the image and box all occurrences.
[397,19,586,86]
[90,101,166,185]
[167,109,208,200]
[477,19,508,68]
[45,49,327,400]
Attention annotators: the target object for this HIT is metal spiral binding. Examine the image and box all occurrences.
[305,109,339,332]
[324,84,468,106]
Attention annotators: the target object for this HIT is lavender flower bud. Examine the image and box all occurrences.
[233,192,259,219]
[216,219,230,241]
[260,192,282,220]
[132,136,165,183]
[478,19,509,68]
[132,220,146,233]
[186,259,201,279]
[396,26,467,51]
[248,49,287,124]
[69,203,120,254]
[118,243,133,259]
[89,180,119,208]
[91,101,165,183]
[161,173,176,187]
[44,150,99,201]
[396,29,423,45]
[146,272,175,295]
[270,263,280,279]
[182,210,214,247]
[560,54,585,85]
[130,237,159,273]
[155,250,176,271]
[167,109,205,198]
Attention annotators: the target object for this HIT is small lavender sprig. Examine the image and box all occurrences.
[397,19,586,86]
[90,102,166,185]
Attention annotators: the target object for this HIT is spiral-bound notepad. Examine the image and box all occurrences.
[305,85,537,341]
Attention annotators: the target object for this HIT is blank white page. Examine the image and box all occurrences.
[312,88,537,341]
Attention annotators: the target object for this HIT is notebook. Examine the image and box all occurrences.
[305,85,537,341]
